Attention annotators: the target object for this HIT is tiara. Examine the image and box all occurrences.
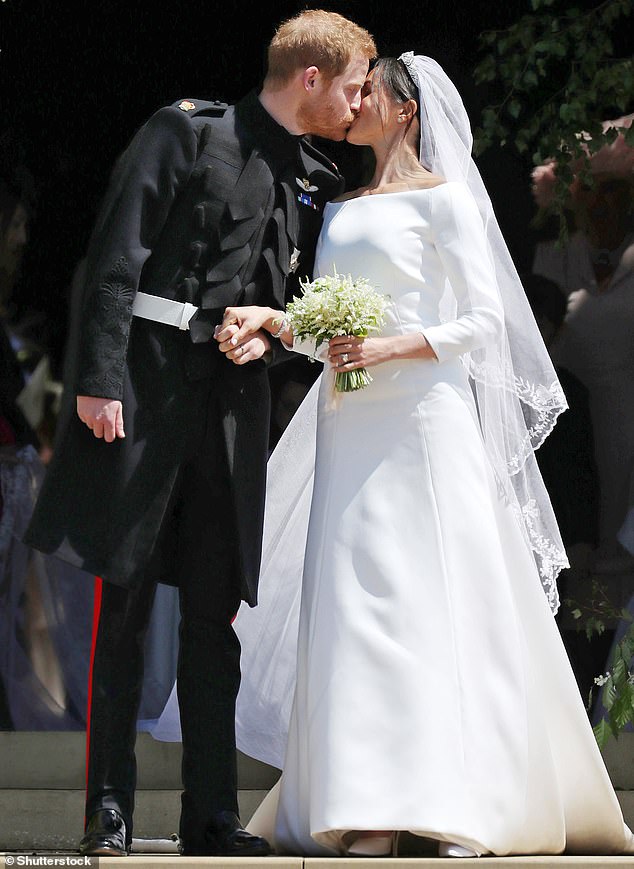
[398,51,417,80]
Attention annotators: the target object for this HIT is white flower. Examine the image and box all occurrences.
[285,270,390,393]
[286,271,389,349]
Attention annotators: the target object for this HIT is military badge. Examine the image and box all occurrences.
[296,177,318,192]
[297,193,319,211]
[178,100,196,112]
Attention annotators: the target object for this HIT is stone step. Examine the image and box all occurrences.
[2,853,634,868]
[0,788,268,851]
[1,789,633,854]
[0,731,280,852]
[0,732,278,790]
[3,731,632,791]
[1,731,632,856]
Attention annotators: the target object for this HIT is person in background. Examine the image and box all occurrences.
[0,174,94,733]
[532,115,634,575]
[523,271,616,705]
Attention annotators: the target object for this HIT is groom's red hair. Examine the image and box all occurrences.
[266,9,376,86]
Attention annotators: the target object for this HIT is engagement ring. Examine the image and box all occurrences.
[342,353,349,363]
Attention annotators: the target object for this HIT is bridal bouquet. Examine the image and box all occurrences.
[285,270,389,392]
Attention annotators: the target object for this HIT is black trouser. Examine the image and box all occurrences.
[85,389,242,847]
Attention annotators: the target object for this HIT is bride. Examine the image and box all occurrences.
[152,53,634,857]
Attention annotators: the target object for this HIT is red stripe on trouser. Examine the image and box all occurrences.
[84,576,103,827]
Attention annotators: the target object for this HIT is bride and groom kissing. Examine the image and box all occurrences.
[24,7,634,860]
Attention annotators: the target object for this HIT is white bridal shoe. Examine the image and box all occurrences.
[346,832,395,856]
[439,841,478,857]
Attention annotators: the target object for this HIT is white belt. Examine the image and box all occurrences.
[132,292,198,330]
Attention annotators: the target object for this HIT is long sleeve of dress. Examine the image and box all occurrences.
[421,183,504,363]
[283,335,328,361]
[76,107,198,399]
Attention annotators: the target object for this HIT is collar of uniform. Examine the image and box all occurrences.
[235,90,302,163]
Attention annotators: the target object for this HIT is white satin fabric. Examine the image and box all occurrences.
[152,185,633,856]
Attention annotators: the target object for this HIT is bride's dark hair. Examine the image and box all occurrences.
[373,57,420,109]
[372,57,421,154]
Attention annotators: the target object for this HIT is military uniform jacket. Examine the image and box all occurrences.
[25,90,343,603]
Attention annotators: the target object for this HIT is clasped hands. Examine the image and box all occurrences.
[213,306,276,363]
[215,305,436,371]
[76,308,275,442]
[76,305,404,441]
[216,304,396,370]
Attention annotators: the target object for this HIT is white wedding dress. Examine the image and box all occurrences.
[152,182,634,856]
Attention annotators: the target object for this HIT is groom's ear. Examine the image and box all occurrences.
[302,66,320,92]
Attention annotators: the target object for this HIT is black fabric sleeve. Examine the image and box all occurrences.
[75,107,198,399]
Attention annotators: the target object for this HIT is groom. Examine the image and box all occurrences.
[24,9,375,857]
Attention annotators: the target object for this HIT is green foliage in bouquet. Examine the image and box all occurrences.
[286,271,390,392]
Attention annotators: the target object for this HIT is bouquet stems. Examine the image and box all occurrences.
[334,365,373,392]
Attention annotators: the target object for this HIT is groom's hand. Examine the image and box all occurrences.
[215,305,275,347]
[77,396,125,441]
[217,324,272,364]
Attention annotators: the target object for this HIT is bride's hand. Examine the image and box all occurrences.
[329,333,437,368]
[215,305,281,348]
[219,325,272,364]
[328,335,392,369]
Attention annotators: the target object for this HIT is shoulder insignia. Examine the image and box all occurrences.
[178,100,197,112]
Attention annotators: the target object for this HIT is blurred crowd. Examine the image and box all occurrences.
[0,165,181,731]
[529,113,634,707]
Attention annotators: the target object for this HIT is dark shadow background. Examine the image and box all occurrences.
[1,0,541,374]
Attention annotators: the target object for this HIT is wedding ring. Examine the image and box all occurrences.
[342,353,349,363]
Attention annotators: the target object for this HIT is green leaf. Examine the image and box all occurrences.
[508,100,522,119]
[559,103,572,122]
[603,677,617,711]
[610,684,634,731]
[480,31,498,46]
[612,656,627,685]
[593,717,612,749]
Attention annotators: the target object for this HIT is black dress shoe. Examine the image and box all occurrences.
[79,808,129,857]
[181,810,271,856]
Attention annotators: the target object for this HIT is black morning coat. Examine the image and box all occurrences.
[24,90,343,605]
